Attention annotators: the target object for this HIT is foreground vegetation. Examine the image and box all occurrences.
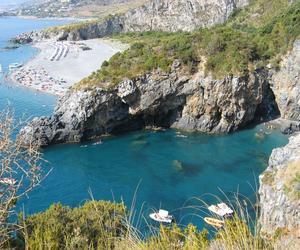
[0,110,43,248]
[77,0,300,88]
[6,199,285,250]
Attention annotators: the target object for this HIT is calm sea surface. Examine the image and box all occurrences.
[0,17,288,231]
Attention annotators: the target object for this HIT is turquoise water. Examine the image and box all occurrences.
[0,18,288,230]
[0,17,67,116]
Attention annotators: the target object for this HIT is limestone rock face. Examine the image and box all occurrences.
[20,67,278,146]
[259,133,300,244]
[20,89,135,146]
[271,40,300,121]
[12,0,250,42]
[123,0,249,32]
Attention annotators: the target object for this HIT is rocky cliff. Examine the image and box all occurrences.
[270,40,300,134]
[21,61,278,146]
[12,16,125,43]
[12,0,250,42]
[259,133,300,247]
[123,0,249,32]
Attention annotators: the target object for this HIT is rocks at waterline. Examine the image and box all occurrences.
[20,64,279,147]
[11,31,50,44]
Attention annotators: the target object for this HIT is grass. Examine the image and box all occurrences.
[283,160,300,200]
[76,0,300,89]
[46,19,101,33]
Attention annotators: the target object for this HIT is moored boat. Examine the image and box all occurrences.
[9,63,23,71]
[204,217,224,228]
[0,178,16,185]
[149,209,173,223]
[208,203,234,217]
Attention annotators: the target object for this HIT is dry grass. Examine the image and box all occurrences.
[281,160,300,200]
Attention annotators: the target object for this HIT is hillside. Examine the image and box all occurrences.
[79,0,300,87]
[4,0,149,18]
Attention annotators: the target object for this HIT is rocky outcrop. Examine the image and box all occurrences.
[123,0,249,32]
[12,16,126,43]
[259,133,300,245]
[56,16,125,41]
[21,63,279,146]
[11,30,50,44]
[12,0,250,43]
[270,40,300,133]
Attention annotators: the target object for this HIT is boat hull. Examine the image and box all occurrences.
[204,217,224,228]
[149,213,173,223]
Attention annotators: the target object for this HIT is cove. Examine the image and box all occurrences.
[0,18,288,230]
[24,127,287,229]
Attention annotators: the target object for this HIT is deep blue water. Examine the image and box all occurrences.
[0,18,289,231]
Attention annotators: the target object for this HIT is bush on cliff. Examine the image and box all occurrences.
[17,201,126,249]
[77,0,300,89]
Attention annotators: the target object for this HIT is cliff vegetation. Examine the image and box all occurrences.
[77,0,300,89]
[9,200,281,250]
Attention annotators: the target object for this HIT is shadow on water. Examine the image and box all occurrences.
[170,160,204,185]
[248,150,269,167]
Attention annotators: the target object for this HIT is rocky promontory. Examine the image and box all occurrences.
[259,133,300,247]
[21,62,279,146]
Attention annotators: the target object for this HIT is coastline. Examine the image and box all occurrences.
[0,15,88,22]
[8,38,127,96]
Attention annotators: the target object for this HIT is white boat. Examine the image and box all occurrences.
[208,203,234,217]
[92,140,103,146]
[0,64,2,73]
[149,209,173,223]
[0,178,16,186]
[9,63,23,71]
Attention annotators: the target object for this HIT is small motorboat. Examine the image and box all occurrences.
[149,209,173,223]
[0,64,2,73]
[9,63,23,71]
[208,203,234,217]
[204,217,224,228]
[92,140,102,146]
[0,178,16,186]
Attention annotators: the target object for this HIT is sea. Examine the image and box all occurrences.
[0,17,288,232]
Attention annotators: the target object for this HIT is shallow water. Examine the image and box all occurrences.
[0,18,288,231]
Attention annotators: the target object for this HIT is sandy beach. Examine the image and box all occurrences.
[9,39,127,96]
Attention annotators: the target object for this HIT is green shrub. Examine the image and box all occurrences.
[18,201,127,249]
